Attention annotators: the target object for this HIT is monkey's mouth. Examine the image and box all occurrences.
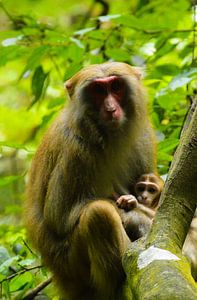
[102,110,126,125]
[137,196,145,204]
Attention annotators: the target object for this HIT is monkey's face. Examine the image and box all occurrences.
[65,62,144,129]
[135,181,160,208]
[85,75,127,126]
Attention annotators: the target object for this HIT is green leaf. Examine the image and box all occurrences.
[47,98,65,109]
[0,256,19,274]
[0,175,22,187]
[158,139,179,152]
[0,141,29,151]
[0,247,10,265]
[44,31,68,44]
[153,64,180,77]
[19,259,35,267]
[0,45,27,66]
[87,29,107,40]
[70,37,85,49]
[31,65,49,104]
[22,45,50,75]
[158,152,173,162]
[0,31,23,42]
[64,63,83,81]
[169,76,191,91]
[114,15,145,30]
[67,43,85,62]
[168,69,197,91]
[156,93,183,110]
[98,14,121,22]
[10,272,33,292]
[74,27,95,36]
[105,48,131,61]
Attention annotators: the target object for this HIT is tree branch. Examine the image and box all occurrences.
[124,100,197,299]
[0,266,42,284]
[23,277,52,300]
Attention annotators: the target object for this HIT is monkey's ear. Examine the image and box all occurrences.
[64,80,74,98]
[131,67,146,80]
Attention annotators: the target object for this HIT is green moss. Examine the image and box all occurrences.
[123,239,197,300]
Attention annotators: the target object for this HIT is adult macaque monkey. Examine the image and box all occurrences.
[25,62,157,300]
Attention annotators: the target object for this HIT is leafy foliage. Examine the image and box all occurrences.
[0,0,196,298]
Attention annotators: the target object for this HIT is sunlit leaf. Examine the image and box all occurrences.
[10,272,33,292]
[0,141,29,151]
[31,65,49,105]
[0,175,22,187]
[0,256,19,274]
[0,46,27,66]
[114,15,145,30]
[67,43,84,62]
[158,139,179,152]
[74,27,95,36]
[19,259,35,267]
[64,63,83,81]
[0,31,23,42]
[98,14,121,22]
[105,48,131,61]
[0,247,10,264]
[158,152,173,162]
[169,76,191,91]
[169,69,197,90]
[22,45,50,75]
[70,37,85,49]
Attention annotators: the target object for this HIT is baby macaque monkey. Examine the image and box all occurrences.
[116,174,163,241]
[117,174,197,281]
[135,173,164,209]
[117,173,164,220]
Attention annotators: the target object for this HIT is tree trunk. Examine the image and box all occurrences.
[123,99,197,299]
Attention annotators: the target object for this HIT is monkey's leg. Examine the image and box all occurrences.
[79,200,130,299]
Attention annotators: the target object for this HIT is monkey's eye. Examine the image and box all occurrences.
[111,79,123,93]
[92,83,107,95]
[148,188,157,194]
[137,186,145,193]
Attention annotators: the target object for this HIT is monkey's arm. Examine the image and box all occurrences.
[27,128,84,231]
[44,155,92,235]
[116,194,156,219]
[136,203,156,218]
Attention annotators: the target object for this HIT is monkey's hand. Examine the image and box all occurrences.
[116,195,138,211]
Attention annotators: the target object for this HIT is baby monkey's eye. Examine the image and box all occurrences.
[148,187,157,194]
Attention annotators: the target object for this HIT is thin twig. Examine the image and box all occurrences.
[0,265,42,284]
[23,239,38,257]
[23,277,52,300]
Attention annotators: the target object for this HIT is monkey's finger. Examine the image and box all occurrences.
[117,194,136,202]
[116,199,127,209]
[127,199,138,209]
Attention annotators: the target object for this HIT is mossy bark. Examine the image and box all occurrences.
[123,101,197,299]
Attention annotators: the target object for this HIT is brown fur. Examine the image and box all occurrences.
[25,62,157,299]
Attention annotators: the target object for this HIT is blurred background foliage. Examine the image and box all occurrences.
[0,0,197,298]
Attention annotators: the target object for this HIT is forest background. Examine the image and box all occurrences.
[0,0,197,298]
